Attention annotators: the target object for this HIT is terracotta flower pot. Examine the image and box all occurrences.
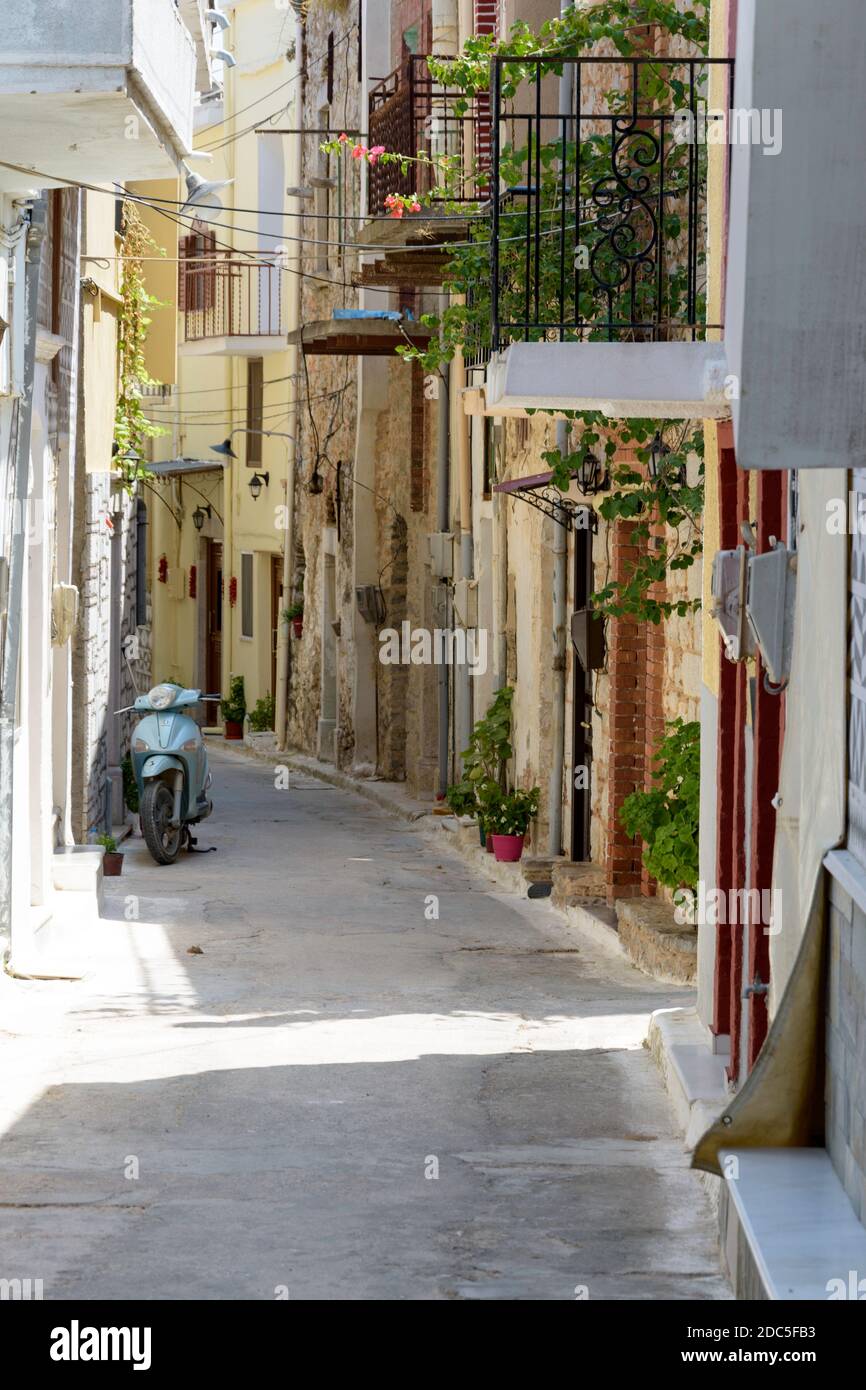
[292,618,303,638]
[224,720,244,740]
[492,833,525,863]
[485,832,494,854]
[103,851,124,877]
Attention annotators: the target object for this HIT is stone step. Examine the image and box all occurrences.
[615,897,697,985]
[551,860,607,910]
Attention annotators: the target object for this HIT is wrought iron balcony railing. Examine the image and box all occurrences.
[367,54,488,217]
[490,55,734,349]
[179,249,284,343]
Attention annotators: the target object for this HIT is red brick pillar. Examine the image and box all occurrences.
[641,517,667,898]
[605,519,647,901]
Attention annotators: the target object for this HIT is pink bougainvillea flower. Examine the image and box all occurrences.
[338,132,349,143]
[351,143,367,160]
[367,145,386,165]
[408,200,421,213]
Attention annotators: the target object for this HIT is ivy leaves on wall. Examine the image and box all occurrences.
[114,200,167,489]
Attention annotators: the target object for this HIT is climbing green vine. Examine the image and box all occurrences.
[620,717,700,889]
[114,200,166,489]
[540,414,704,623]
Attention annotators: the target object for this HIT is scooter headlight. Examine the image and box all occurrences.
[148,684,176,710]
[133,739,149,752]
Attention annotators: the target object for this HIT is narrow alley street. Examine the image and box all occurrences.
[0,748,728,1301]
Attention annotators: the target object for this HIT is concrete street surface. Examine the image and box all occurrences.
[0,745,729,1300]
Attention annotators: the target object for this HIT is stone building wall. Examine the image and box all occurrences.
[287,1,361,767]
[71,478,151,840]
[71,473,112,838]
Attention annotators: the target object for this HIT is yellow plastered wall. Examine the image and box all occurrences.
[82,190,121,473]
[145,0,296,716]
[127,178,181,387]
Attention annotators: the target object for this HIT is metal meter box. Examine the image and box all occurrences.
[711,546,754,662]
[745,540,797,689]
[428,532,454,579]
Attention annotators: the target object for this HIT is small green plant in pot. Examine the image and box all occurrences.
[283,600,304,638]
[457,686,514,849]
[96,833,124,877]
[487,787,540,863]
[221,675,246,740]
[248,693,276,733]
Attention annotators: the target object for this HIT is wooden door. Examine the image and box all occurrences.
[205,540,223,724]
[570,525,594,862]
[270,554,283,695]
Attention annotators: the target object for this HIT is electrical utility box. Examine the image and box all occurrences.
[428,532,454,579]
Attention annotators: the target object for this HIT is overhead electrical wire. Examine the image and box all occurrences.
[0,155,594,267]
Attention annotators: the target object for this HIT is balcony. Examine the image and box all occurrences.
[356,54,485,271]
[0,0,198,191]
[484,55,734,419]
[179,250,286,357]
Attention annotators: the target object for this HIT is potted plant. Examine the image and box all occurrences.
[248,693,276,733]
[96,833,124,877]
[457,686,514,850]
[284,600,304,639]
[221,674,246,740]
[445,779,477,820]
[488,787,540,863]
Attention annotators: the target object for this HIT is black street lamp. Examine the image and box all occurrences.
[576,451,608,496]
[192,503,212,531]
[249,471,269,500]
[648,431,686,487]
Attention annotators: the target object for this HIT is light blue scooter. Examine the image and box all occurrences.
[116,683,219,865]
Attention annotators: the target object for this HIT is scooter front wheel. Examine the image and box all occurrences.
[140,782,183,866]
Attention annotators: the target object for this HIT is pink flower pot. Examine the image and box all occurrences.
[492,833,525,863]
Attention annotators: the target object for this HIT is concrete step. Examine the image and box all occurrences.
[52,845,104,908]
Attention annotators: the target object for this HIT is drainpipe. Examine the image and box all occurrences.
[436,350,451,797]
[454,327,473,759]
[275,31,303,752]
[432,7,458,791]
[548,422,568,858]
[0,197,47,950]
[492,423,507,690]
[547,13,573,858]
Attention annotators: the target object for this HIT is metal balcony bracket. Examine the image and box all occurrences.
[504,482,597,533]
